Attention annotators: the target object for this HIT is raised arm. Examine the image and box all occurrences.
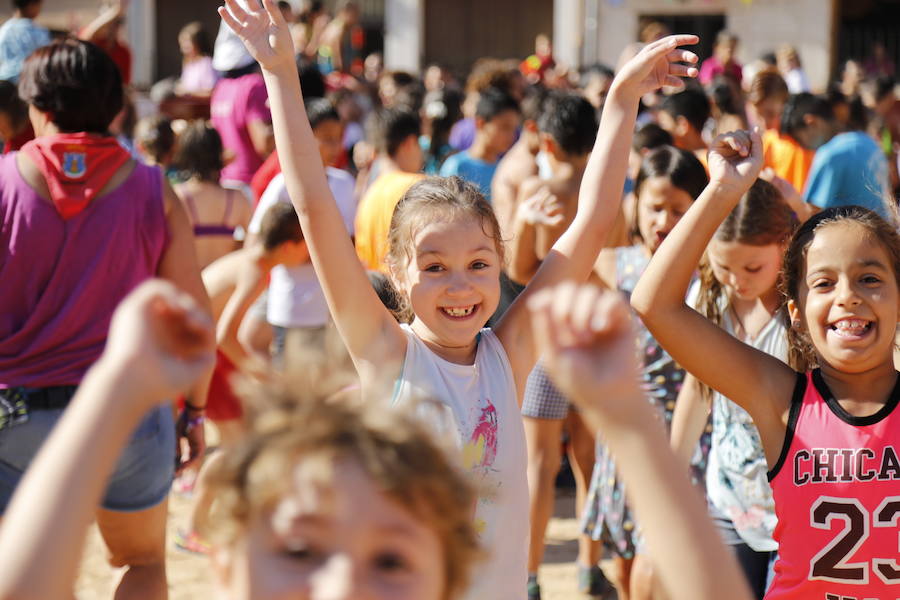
[0,281,214,600]
[218,0,406,377]
[630,130,796,463]
[79,1,125,44]
[496,35,700,386]
[528,283,753,600]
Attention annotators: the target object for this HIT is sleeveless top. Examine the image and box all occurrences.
[392,324,527,600]
[0,153,167,387]
[688,280,784,552]
[181,187,236,237]
[766,370,900,599]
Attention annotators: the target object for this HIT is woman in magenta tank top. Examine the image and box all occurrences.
[0,39,209,597]
[632,128,900,599]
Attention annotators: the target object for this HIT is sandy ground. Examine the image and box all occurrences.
[75,487,600,600]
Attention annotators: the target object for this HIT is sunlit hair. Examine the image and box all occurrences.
[386,176,504,321]
[207,371,480,600]
[696,179,796,398]
[134,115,175,165]
[780,205,900,371]
[172,120,224,182]
[747,68,788,107]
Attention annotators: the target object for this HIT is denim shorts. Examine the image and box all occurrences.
[0,402,175,513]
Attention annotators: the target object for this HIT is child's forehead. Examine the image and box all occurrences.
[804,221,894,269]
[412,215,497,248]
[808,221,883,255]
[267,457,432,536]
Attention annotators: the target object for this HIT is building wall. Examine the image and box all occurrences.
[1,0,158,86]
[727,0,835,92]
[589,0,836,92]
[384,0,553,77]
[421,0,554,78]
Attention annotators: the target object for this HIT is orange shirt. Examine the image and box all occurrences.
[354,171,425,272]
[763,129,815,194]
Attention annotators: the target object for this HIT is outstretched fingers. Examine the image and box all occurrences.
[220,0,250,25]
[260,0,286,24]
[643,34,699,59]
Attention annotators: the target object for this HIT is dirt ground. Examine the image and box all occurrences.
[75,487,596,600]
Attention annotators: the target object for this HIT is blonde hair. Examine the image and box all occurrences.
[386,176,505,321]
[206,375,480,600]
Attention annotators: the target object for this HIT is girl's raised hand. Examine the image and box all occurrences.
[708,129,764,193]
[614,34,699,98]
[218,0,295,71]
[528,283,643,425]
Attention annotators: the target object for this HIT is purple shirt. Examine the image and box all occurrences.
[210,73,271,184]
[180,56,219,94]
[0,155,167,387]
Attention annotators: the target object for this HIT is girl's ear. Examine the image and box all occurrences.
[786,298,802,329]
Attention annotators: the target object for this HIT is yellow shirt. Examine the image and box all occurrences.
[763,129,816,194]
[354,171,425,272]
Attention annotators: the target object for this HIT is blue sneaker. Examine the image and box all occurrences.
[527,573,541,600]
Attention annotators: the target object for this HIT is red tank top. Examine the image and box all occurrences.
[767,370,900,600]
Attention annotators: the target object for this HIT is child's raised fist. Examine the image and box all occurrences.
[102,279,215,404]
[528,283,643,425]
[707,129,764,194]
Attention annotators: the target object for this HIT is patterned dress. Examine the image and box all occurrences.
[580,245,711,558]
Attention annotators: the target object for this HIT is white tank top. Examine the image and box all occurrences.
[392,324,528,600]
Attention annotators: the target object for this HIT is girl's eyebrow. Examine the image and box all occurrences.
[806,258,889,277]
[417,246,495,257]
[858,258,889,269]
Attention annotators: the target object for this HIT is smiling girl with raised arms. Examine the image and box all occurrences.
[632,127,900,599]
[218,1,699,596]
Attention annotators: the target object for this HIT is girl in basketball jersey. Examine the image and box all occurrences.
[633,127,900,600]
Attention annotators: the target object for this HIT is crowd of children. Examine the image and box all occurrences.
[2,1,900,600]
